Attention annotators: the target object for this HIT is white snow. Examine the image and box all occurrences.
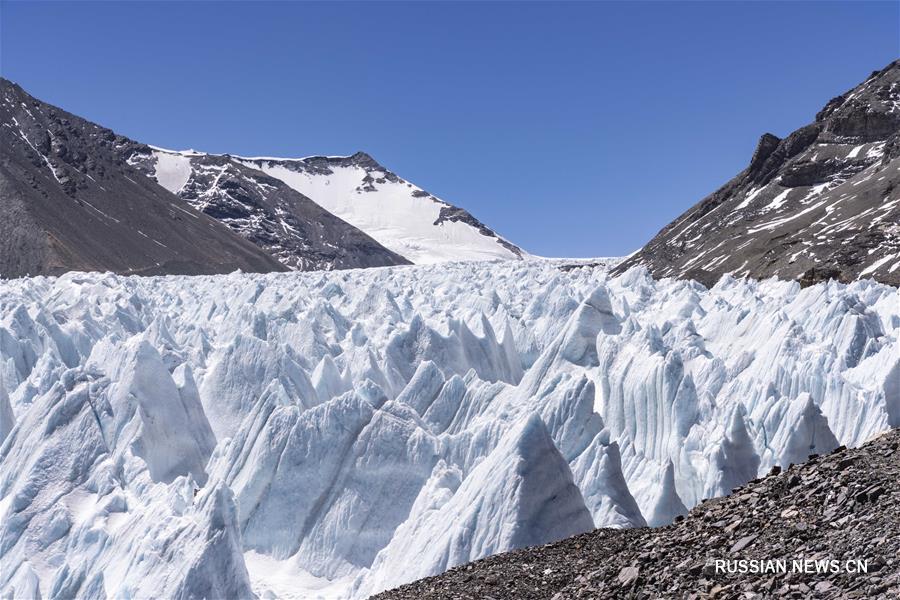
[761,188,791,212]
[138,148,523,265]
[12,127,61,183]
[152,150,193,194]
[239,160,522,264]
[735,186,764,210]
[0,261,897,599]
[866,142,886,159]
[746,198,831,233]
[860,253,897,277]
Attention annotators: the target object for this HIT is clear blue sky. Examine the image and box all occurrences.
[1,1,897,257]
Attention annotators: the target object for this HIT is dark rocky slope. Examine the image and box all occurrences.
[615,60,900,287]
[377,428,900,600]
[0,78,286,278]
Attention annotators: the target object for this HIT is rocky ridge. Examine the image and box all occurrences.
[615,60,900,287]
[377,427,900,600]
[0,78,286,278]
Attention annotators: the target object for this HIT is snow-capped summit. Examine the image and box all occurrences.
[125,147,411,271]
[124,146,524,269]
[236,152,524,264]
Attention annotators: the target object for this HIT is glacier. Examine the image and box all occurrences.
[0,259,897,599]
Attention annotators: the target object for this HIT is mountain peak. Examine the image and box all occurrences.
[236,151,525,264]
[747,132,782,174]
[348,150,381,167]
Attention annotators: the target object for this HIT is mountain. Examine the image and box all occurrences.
[1,79,518,276]
[376,427,900,600]
[2,259,896,598]
[235,153,524,264]
[0,78,286,278]
[124,147,411,270]
[124,145,522,269]
[615,60,900,287]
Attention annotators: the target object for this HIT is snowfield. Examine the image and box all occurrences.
[237,157,523,265]
[0,259,897,599]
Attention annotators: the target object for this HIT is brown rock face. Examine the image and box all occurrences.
[614,60,900,288]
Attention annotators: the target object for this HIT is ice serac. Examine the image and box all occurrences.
[2,561,41,600]
[597,321,696,464]
[885,359,900,427]
[374,428,900,600]
[704,406,761,497]
[0,381,13,443]
[235,152,525,264]
[0,259,896,599]
[354,414,594,597]
[645,460,688,527]
[88,336,215,485]
[559,284,621,366]
[0,358,251,598]
[80,482,256,600]
[312,353,351,403]
[210,383,440,579]
[393,360,445,416]
[763,392,840,469]
[569,430,646,529]
[383,312,522,388]
[615,59,900,287]
[199,332,318,440]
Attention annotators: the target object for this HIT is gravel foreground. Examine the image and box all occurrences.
[376,428,900,600]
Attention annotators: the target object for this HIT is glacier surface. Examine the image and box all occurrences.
[0,259,897,598]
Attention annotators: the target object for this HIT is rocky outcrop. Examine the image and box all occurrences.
[615,60,900,287]
[433,205,523,257]
[376,428,900,599]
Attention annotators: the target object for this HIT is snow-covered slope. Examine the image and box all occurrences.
[1,261,896,598]
[127,146,523,267]
[125,147,410,271]
[236,153,524,264]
